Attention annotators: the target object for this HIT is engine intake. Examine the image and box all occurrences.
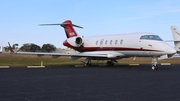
[76,37,83,46]
[65,36,84,47]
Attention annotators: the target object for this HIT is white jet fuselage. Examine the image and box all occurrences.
[64,32,176,59]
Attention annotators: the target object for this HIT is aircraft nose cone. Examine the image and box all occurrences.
[168,48,177,54]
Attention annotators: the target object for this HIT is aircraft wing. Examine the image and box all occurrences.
[17,51,125,58]
[17,52,108,57]
[172,53,180,58]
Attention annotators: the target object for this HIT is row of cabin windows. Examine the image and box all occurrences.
[96,40,123,45]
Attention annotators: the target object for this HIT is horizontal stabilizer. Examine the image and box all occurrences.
[39,24,83,28]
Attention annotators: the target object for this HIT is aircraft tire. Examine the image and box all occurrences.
[106,61,111,66]
[107,61,114,66]
[151,65,158,71]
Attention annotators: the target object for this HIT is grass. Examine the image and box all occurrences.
[0,53,180,67]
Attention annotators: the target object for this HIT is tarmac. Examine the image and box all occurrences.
[0,64,180,101]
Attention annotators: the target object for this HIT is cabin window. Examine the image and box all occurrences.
[110,40,113,45]
[115,40,118,45]
[100,40,103,45]
[96,41,98,45]
[105,40,108,45]
[120,40,123,44]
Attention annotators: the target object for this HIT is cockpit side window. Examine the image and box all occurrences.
[140,35,163,41]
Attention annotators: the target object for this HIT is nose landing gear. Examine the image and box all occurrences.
[152,57,158,70]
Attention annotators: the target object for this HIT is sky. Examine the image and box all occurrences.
[1,0,180,48]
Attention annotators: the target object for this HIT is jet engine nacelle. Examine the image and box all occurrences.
[66,36,84,47]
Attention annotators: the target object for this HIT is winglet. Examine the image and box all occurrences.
[171,26,180,41]
[8,42,14,53]
[171,26,180,53]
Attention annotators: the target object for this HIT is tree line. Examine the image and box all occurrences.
[4,43,57,52]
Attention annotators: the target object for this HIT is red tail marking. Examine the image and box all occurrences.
[8,42,14,53]
[62,20,78,38]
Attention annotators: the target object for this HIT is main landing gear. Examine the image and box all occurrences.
[151,57,158,71]
[83,57,158,70]
[83,58,91,67]
[106,60,115,66]
[83,58,116,67]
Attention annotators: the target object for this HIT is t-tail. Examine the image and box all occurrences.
[39,20,83,38]
[171,26,180,53]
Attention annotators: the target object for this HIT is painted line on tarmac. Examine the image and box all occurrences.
[129,64,140,66]
[27,66,45,68]
[75,65,84,67]
[99,65,107,67]
[0,66,9,68]
[160,63,171,65]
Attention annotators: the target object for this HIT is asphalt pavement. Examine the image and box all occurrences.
[0,65,180,101]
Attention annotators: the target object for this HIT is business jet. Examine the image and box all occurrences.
[12,20,177,70]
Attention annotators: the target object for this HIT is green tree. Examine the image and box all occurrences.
[20,43,41,52]
[3,43,18,52]
[12,43,19,49]
[42,43,56,52]
[4,46,9,52]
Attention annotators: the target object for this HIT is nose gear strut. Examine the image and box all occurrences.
[152,57,158,70]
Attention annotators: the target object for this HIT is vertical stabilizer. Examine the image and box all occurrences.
[171,26,180,53]
[61,20,78,38]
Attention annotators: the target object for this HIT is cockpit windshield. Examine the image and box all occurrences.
[140,35,163,41]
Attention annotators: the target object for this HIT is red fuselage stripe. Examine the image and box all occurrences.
[63,40,162,52]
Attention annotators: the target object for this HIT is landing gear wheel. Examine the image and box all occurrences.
[84,62,91,67]
[151,57,158,71]
[106,61,114,66]
[155,66,158,70]
[84,58,91,67]
[151,65,158,71]
[106,61,111,66]
[84,63,91,67]
[111,62,114,66]
[152,65,155,71]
